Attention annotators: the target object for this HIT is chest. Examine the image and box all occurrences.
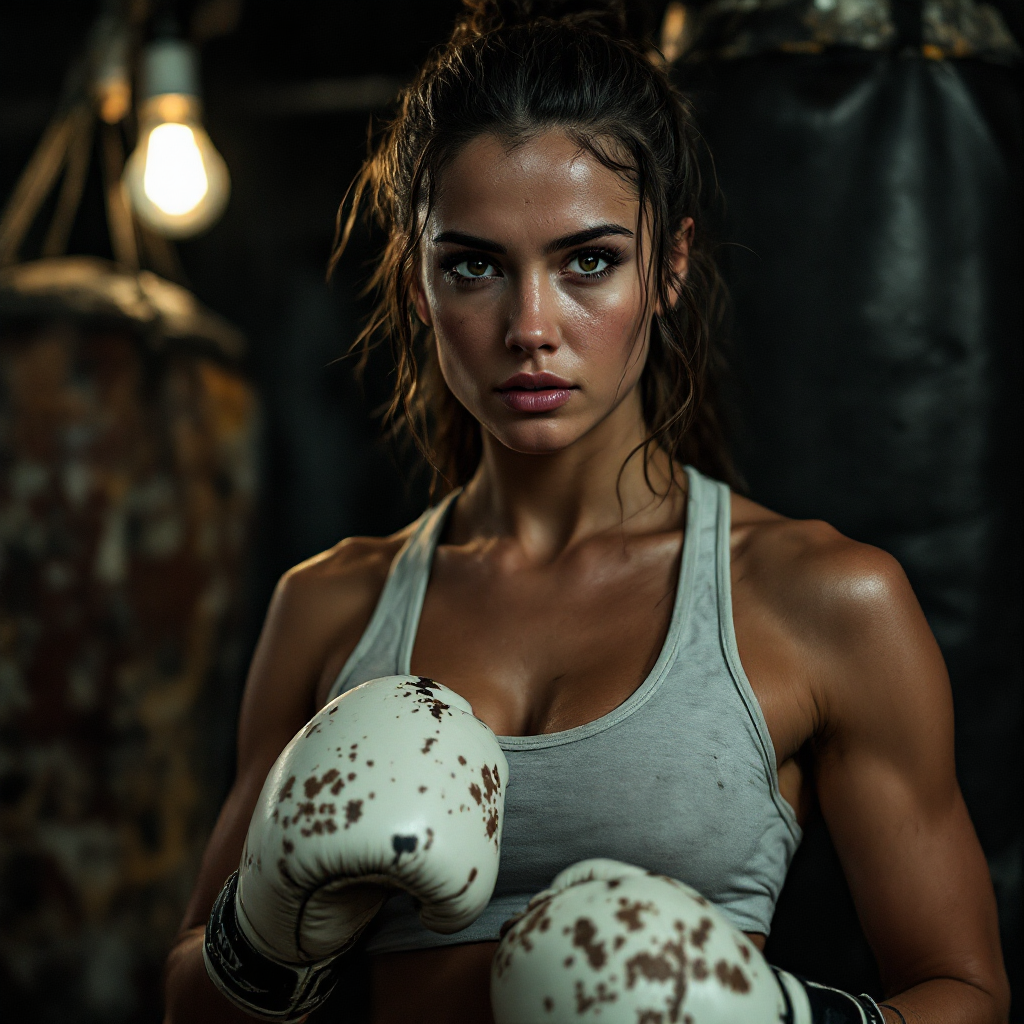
[493,711,798,928]
[409,534,683,738]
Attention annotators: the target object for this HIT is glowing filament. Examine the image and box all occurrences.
[143,122,209,216]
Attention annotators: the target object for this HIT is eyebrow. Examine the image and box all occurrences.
[545,224,633,253]
[432,231,507,254]
[431,223,633,256]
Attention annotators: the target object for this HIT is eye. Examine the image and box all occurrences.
[451,258,499,279]
[568,252,612,276]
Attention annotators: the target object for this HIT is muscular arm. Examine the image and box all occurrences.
[760,529,1010,1023]
[163,538,397,1024]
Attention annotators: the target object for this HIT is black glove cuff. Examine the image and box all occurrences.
[203,870,341,1021]
[774,967,887,1024]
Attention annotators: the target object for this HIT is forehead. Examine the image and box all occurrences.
[428,131,638,242]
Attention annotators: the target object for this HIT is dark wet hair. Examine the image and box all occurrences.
[331,0,733,494]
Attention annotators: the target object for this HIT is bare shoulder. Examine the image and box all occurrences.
[276,528,412,624]
[728,491,948,736]
[270,526,416,682]
[730,491,917,636]
[236,524,417,757]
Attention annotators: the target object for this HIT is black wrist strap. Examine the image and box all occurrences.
[774,967,886,1024]
[203,871,341,1021]
[803,980,886,1024]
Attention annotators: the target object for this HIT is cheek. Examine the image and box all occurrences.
[432,308,490,372]
[422,269,481,362]
[429,300,501,413]
[564,285,648,386]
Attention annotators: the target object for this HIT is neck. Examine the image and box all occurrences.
[454,392,684,560]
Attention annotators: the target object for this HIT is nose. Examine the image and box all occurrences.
[504,269,560,356]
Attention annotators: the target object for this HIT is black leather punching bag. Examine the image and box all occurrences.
[673,0,1022,1005]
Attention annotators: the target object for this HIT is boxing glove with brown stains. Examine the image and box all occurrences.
[490,859,887,1024]
[204,675,508,1021]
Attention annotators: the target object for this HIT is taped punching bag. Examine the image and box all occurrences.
[671,0,1022,1003]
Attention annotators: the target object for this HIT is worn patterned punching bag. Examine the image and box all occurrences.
[0,257,257,1021]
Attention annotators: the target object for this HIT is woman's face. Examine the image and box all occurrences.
[416,131,672,457]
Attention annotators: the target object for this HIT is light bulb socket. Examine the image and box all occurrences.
[92,18,132,123]
[141,39,200,100]
[139,93,202,127]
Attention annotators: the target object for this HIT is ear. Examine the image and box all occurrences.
[412,264,433,328]
[654,217,694,316]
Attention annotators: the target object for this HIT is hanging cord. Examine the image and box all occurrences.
[100,120,140,271]
[41,104,97,259]
[0,0,167,275]
[0,16,103,268]
[0,104,81,266]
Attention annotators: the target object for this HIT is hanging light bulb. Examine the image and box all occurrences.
[123,38,229,238]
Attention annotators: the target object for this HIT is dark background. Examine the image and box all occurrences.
[1,0,1020,1020]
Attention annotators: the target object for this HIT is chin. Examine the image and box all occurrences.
[485,419,586,456]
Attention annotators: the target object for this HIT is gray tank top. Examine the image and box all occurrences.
[328,466,801,953]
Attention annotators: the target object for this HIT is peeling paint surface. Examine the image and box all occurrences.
[0,321,256,1020]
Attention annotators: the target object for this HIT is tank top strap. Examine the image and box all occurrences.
[681,465,722,589]
[328,488,461,699]
[705,469,802,837]
[390,488,462,667]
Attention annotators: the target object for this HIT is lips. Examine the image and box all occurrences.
[496,372,576,413]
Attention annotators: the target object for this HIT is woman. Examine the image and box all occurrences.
[163,1,1009,1021]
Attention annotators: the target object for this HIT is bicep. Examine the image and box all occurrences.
[814,566,1004,998]
[179,769,276,930]
[178,571,332,930]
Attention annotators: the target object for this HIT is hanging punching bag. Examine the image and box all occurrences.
[671,0,1021,1001]
[0,7,258,1015]
[0,256,257,1021]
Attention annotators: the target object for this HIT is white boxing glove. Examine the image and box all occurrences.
[491,859,888,1024]
[204,675,508,1020]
